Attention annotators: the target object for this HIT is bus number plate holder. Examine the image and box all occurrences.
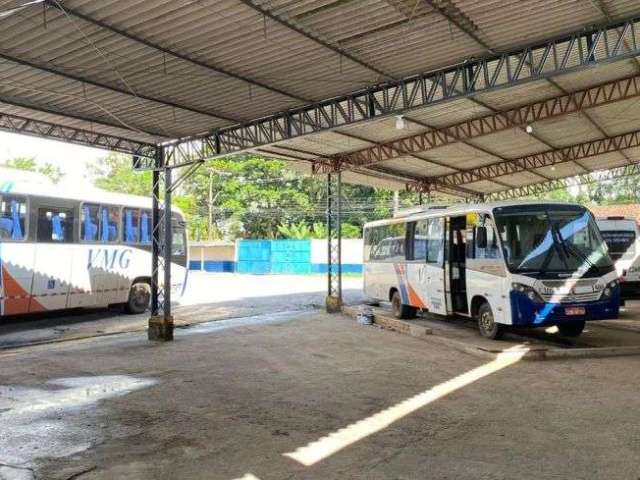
[565,307,585,316]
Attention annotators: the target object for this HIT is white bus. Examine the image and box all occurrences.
[595,216,640,300]
[0,168,188,317]
[363,201,620,339]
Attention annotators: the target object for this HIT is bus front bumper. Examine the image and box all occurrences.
[509,288,620,327]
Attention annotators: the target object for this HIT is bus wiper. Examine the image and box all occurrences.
[555,229,599,273]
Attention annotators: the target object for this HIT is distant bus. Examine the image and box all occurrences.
[0,168,187,317]
[595,216,640,300]
[363,201,619,339]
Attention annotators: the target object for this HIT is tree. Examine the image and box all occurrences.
[88,153,152,196]
[2,156,63,183]
[182,157,318,239]
[87,152,422,240]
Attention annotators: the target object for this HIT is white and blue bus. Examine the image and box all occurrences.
[0,168,187,317]
[363,201,619,339]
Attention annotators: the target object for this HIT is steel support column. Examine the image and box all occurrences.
[326,172,342,313]
[149,147,174,341]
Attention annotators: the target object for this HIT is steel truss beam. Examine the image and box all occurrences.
[0,109,157,158]
[408,129,640,191]
[314,74,640,173]
[157,15,640,169]
[487,163,640,200]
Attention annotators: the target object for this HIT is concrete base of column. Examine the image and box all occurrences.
[325,295,342,313]
[148,315,174,341]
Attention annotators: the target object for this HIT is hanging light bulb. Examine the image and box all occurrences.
[525,124,533,134]
[395,115,406,130]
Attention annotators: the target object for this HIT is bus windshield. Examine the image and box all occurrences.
[600,230,636,261]
[494,205,613,276]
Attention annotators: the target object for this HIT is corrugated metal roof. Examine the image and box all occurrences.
[1,0,640,194]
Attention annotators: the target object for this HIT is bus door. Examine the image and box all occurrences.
[31,205,74,312]
[410,217,447,315]
[446,215,468,314]
[170,219,188,294]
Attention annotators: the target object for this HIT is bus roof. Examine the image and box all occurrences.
[0,167,182,214]
[364,200,586,228]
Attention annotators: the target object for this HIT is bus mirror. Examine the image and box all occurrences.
[476,226,488,249]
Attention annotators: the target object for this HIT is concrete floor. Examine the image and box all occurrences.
[0,273,365,348]
[1,311,640,479]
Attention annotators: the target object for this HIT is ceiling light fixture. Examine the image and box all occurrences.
[395,115,406,130]
[525,125,533,134]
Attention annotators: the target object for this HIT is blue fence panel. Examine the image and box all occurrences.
[236,261,271,274]
[189,260,235,272]
[310,263,363,274]
[231,239,363,275]
[238,240,271,262]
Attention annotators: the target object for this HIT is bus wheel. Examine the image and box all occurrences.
[557,321,585,337]
[391,291,417,319]
[126,281,151,314]
[477,302,503,340]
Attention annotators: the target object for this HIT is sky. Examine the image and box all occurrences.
[0,131,106,184]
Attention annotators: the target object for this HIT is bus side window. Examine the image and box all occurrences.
[0,196,27,241]
[172,227,186,256]
[475,216,500,260]
[38,208,74,243]
[123,208,140,243]
[412,220,428,261]
[140,210,152,244]
[426,218,444,264]
[81,204,99,241]
[100,206,120,243]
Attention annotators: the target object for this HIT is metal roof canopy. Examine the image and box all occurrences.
[2,0,640,199]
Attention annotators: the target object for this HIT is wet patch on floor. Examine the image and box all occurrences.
[178,309,307,336]
[0,375,156,479]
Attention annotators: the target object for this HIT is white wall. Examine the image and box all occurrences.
[311,238,363,264]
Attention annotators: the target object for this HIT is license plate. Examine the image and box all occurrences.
[565,307,586,316]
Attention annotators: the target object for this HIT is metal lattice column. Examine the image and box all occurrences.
[326,172,342,313]
[149,147,174,341]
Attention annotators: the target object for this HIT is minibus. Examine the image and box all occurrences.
[595,216,640,300]
[363,201,619,339]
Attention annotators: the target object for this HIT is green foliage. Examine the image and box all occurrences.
[311,222,327,238]
[277,221,361,239]
[277,221,312,239]
[88,153,152,196]
[2,156,63,183]
[87,153,420,241]
[341,223,361,239]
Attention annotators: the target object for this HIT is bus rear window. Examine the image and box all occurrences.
[0,196,27,241]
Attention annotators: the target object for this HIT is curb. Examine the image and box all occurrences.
[342,306,640,361]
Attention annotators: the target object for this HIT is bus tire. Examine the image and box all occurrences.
[126,280,151,314]
[557,321,585,337]
[477,302,504,340]
[391,290,417,319]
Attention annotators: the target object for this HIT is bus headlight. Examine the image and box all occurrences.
[601,280,619,299]
[512,283,545,304]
